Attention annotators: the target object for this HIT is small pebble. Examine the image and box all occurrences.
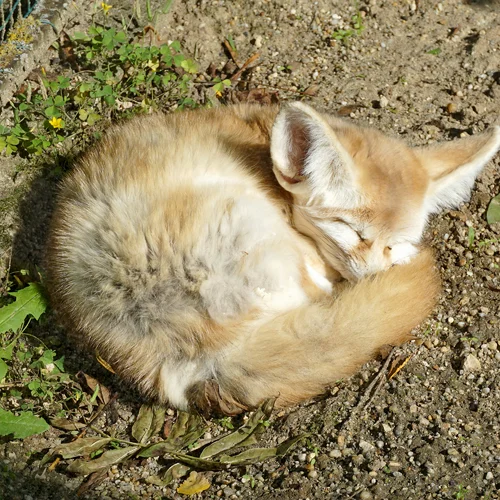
[463,354,481,372]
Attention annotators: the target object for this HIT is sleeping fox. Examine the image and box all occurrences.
[46,103,500,414]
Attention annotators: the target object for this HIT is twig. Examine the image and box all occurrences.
[339,348,395,432]
[0,380,35,388]
[89,426,145,448]
[230,53,260,83]
[223,39,240,67]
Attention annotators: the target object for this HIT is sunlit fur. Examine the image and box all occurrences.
[46,103,499,413]
[271,102,500,280]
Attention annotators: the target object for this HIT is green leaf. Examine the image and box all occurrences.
[0,343,14,360]
[52,437,112,458]
[137,411,206,458]
[0,359,8,380]
[6,135,20,145]
[0,409,49,439]
[227,34,236,51]
[487,194,500,225]
[87,113,101,126]
[200,398,274,459]
[0,283,47,333]
[427,48,441,55]
[67,445,140,475]
[468,226,475,248]
[132,404,165,444]
[218,447,277,465]
[180,59,198,74]
[44,106,60,118]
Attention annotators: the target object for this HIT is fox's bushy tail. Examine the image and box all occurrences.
[213,249,440,409]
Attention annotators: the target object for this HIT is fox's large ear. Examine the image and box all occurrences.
[270,102,358,202]
[416,126,500,214]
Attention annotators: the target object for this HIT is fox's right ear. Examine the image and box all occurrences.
[270,102,359,202]
[416,126,500,214]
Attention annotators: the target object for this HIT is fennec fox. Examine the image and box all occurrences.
[47,103,500,414]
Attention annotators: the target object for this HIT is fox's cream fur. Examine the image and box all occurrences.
[46,103,500,414]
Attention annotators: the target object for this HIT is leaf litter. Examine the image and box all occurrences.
[48,398,307,494]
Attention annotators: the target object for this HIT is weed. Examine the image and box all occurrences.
[216,416,235,430]
[242,474,256,488]
[455,484,468,499]
[0,23,198,158]
[427,47,442,56]
[467,226,475,248]
[0,270,92,439]
[330,11,364,43]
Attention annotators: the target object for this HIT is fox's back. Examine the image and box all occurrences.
[47,107,315,379]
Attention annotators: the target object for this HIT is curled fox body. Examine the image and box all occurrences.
[47,103,500,414]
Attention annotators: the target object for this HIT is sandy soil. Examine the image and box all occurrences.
[0,0,499,498]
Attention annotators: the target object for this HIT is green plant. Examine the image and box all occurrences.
[44,399,306,482]
[427,47,441,56]
[455,484,468,500]
[330,11,364,43]
[216,416,235,430]
[467,226,475,248]
[212,77,232,95]
[0,23,198,159]
[0,274,52,439]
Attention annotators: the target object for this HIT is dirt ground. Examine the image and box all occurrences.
[1,0,499,498]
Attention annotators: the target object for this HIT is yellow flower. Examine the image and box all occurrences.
[145,60,159,72]
[101,2,112,14]
[49,117,63,129]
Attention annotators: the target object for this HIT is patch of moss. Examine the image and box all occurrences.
[0,16,40,69]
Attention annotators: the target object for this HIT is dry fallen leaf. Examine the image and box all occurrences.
[177,471,211,495]
[77,371,111,404]
[302,84,319,96]
[50,418,86,431]
[388,354,413,380]
[95,353,116,374]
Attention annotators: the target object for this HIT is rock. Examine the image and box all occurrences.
[253,35,263,48]
[463,354,481,372]
[379,95,389,108]
[359,440,375,454]
[329,449,342,458]
[446,102,457,114]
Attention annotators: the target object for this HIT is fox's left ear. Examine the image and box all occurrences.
[416,126,500,214]
[270,102,359,203]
